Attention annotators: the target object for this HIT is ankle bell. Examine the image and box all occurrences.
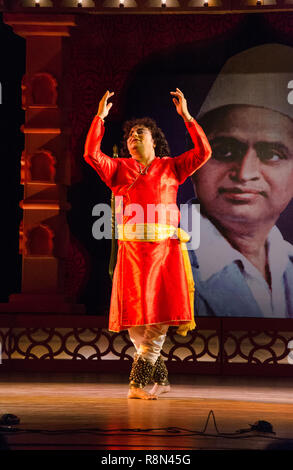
[153,355,169,386]
[129,354,155,388]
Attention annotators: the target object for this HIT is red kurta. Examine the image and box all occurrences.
[84,115,211,333]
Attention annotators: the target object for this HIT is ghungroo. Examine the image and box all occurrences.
[129,354,155,389]
[152,355,169,386]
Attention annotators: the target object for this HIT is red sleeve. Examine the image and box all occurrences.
[172,118,212,184]
[84,115,119,188]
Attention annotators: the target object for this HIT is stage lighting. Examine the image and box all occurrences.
[161,0,166,7]
[35,0,40,6]
[119,0,125,7]
[77,0,83,6]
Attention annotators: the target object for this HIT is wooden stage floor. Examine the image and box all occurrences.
[1,372,293,451]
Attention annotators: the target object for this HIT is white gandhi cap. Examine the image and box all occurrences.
[198,43,293,121]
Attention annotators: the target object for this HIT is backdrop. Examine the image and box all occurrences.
[1,12,293,317]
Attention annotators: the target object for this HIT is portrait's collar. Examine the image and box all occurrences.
[196,214,293,282]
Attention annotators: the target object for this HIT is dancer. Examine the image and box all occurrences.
[84,89,211,399]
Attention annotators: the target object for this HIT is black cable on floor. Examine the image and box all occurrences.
[0,409,288,441]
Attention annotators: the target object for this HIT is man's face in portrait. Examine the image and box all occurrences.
[193,105,293,228]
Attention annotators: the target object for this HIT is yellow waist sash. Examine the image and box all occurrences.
[117,223,196,336]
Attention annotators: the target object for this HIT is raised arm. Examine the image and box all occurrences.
[84,91,119,187]
[170,88,212,183]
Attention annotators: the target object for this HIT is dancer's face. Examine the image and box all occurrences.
[193,106,293,227]
[127,125,155,159]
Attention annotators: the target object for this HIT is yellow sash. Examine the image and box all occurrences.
[117,223,196,336]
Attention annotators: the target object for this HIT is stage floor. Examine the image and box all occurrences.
[1,372,293,451]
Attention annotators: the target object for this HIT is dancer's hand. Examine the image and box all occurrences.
[97,90,114,120]
[170,88,193,121]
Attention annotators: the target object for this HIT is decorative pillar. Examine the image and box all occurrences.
[1,13,85,314]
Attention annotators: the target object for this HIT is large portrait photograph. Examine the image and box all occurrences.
[124,40,293,319]
[183,43,293,318]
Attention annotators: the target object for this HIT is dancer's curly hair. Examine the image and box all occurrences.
[120,117,170,158]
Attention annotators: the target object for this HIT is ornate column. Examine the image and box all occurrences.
[1,13,85,314]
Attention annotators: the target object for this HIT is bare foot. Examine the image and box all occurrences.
[149,384,171,396]
[127,387,158,400]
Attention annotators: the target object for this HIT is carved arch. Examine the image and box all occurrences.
[24,224,55,256]
[21,72,58,108]
[28,150,56,182]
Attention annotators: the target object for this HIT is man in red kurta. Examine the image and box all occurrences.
[84,90,211,399]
